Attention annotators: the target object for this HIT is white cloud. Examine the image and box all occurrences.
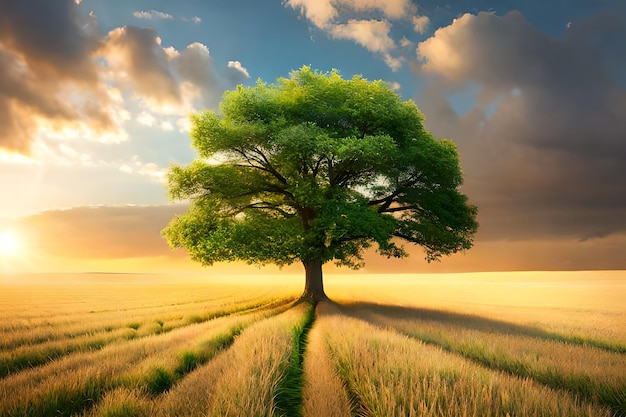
[119,164,133,174]
[176,117,192,133]
[0,1,257,218]
[137,111,156,127]
[412,15,430,34]
[133,10,174,20]
[139,162,167,182]
[227,61,250,79]
[330,19,395,53]
[284,0,418,70]
[285,0,336,29]
[286,0,413,28]
[101,32,249,115]
[329,19,403,70]
[182,16,202,24]
[160,120,174,131]
[400,36,413,48]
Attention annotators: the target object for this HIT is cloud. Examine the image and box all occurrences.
[285,0,418,70]
[0,0,99,82]
[137,111,157,127]
[227,61,250,79]
[0,0,120,154]
[16,203,626,272]
[329,19,403,70]
[133,10,174,20]
[0,1,250,158]
[103,26,182,107]
[102,33,250,113]
[286,0,413,26]
[183,16,202,24]
[169,42,221,109]
[414,10,626,241]
[399,36,413,48]
[133,10,202,24]
[361,235,626,272]
[285,0,337,28]
[20,205,186,259]
[412,15,430,34]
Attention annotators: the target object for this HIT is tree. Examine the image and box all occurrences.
[162,67,478,302]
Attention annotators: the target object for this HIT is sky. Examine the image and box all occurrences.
[1,0,625,274]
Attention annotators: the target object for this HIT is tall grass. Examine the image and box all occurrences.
[322,308,611,417]
[84,387,151,417]
[208,302,312,417]
[2,272,623,416]
[0,301,289,417]
[0,277,294,349]
[348,304,626,415]
[0,296,293,378]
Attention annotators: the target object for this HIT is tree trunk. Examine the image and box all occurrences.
[300,259,329,302]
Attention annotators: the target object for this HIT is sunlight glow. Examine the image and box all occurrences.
[0,231,21,258]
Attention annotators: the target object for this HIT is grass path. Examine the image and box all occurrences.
[301,302,353,417]
[274,301,316,417]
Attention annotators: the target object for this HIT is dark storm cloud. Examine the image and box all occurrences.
[20,205,188,259]
[415,10,626,241]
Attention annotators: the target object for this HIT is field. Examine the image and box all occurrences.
[0,271,625,416]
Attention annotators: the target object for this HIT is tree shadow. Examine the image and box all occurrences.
[327,301,626,416]
[336,301,626,354]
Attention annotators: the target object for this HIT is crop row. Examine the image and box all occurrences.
[343,303,626,416]
[314,302,614,417]
[0,296,309,417]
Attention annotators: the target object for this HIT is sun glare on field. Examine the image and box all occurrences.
[0,231,21,258]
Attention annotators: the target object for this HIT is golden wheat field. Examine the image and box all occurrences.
[0,271,625,417]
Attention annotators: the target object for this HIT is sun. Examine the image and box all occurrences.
[0,231,21,258]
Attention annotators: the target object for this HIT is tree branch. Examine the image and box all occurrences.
[311,156,324,177]
[234,146,288,185]
[378,204,418,214]
[251,146,288,184]
[368,190,400,206]
[236,201,296,218]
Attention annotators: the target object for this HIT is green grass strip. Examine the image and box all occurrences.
[274,302,316,417]
[143,323,246,396]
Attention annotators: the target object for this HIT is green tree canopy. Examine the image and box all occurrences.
[163,67,478,301]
